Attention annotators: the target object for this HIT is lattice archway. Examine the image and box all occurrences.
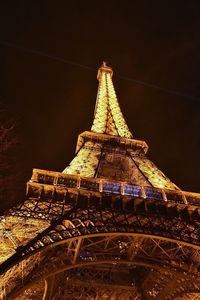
[2,230,200,300]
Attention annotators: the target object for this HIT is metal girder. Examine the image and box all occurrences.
[42,275,63,300]
[3,234,200,300]
[1,203,200,277]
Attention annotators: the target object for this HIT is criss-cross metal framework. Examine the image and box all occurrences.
[0,63,200,300]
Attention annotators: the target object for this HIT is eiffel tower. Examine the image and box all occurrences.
[0,62,200,300]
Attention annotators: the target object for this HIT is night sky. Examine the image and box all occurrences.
[0,1,200,209]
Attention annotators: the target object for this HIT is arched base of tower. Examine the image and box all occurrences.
[2,234,200,300]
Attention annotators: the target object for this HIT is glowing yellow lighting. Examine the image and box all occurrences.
[91,65,133,138]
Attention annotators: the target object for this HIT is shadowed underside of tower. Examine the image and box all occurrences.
[0,63,200,300]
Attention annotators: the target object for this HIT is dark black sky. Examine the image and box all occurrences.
[0,1,200,208]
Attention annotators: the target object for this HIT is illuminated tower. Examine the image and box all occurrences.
[0,63,200,300]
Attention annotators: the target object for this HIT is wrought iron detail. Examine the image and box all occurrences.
[1,63,200,299]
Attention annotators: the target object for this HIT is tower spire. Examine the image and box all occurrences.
[91,62,133,139]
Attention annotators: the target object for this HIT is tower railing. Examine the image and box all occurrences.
[28,168,200,207]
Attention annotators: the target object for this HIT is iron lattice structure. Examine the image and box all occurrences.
[0,63,200,300]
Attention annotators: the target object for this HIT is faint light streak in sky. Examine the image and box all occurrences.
[0,40,200,102]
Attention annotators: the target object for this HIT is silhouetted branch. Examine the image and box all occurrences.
[0,108,25,211]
